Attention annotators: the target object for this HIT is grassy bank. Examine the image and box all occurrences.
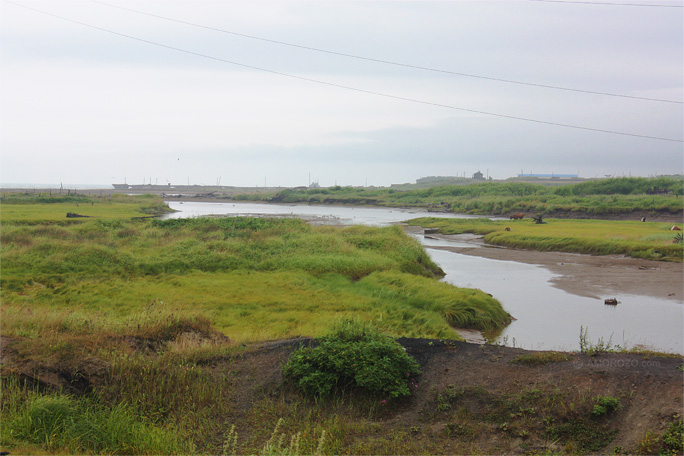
[0,192,173,221]
[407,217,683,261]
[1,213,511,340]
[228,177,684,219]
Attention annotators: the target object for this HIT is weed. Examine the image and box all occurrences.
[437,384,464,412]
[545,419,618,453]
[510,351,573,366]
[445,421,480,440]
[579,326,619,355]
[662,419,683,453]
[222,425,238,456]
[637,419,684,455]
[592,396,621,417]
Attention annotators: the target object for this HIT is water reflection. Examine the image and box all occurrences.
[163,201,481,226]
[425,248,683,354]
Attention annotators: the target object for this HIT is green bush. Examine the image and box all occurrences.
[591,395,620,417]
[283,319,420,398]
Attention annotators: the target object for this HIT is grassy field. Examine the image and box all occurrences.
[1,211,511,341]
[2,194,682,454]
[407,217,683,262]
[0,195,512,454]
[0,193,172,221]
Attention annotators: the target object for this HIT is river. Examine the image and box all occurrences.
[163,201,684,354]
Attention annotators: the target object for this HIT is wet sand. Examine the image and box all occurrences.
[403,226,683,302]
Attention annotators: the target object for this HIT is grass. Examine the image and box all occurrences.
[407,217,683,261]
[0,193,172,221]
[3,193,676,455]
[429,382,624,454]
[0,377,192,454]
[510,351,574,366]
[2,206,512,343]
[0,195,514,453]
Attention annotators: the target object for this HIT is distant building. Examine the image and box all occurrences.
[473,171,485,180]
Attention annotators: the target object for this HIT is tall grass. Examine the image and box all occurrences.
[2,209,512,346]
[358,271,511,331]
[2,217,443,279]
[0,376,192,454]
[229,177,684,216]
[0,198,514,454]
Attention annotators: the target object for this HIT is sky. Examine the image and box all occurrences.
[1,0,682,188]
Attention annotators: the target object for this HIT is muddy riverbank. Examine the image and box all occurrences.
[403,226,683,302]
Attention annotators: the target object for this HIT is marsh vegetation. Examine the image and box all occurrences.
[407,217,683,262]
[229,176,684,219]
[1,193,681,455]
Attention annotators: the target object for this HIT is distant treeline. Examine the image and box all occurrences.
[230,177,684,217]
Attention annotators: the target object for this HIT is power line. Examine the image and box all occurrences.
[4,0,682,143]
[87,0,682,105]
[529,0,683,7]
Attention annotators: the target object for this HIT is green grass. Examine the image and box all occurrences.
[2,209,511,343]
[407,217,683,261]
[228,177,684,217]
[0,376,192,454]
[0,194,676,455]
[0,193,172,221]
[510,352,574,366]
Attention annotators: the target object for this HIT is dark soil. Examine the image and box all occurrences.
[3,334,681,454]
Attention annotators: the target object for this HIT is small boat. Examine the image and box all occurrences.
[604,298,618,305]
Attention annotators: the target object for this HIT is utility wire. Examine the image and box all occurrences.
[529,0,683,7]
[88,0,682,105]
[4,0,682,143]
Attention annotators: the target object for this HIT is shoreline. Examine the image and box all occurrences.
[403,226,683,302]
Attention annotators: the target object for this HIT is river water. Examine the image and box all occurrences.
[164,201,683,354]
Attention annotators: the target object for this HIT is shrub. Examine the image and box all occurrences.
[283,319,420,398]
[591,395,620,417]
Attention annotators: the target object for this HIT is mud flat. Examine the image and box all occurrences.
[405,226,683,302]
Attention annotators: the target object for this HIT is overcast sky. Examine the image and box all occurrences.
[1,0,682,188]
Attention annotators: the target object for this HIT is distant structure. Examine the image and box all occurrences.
[518,173,578,179]
[473,171,485,180]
